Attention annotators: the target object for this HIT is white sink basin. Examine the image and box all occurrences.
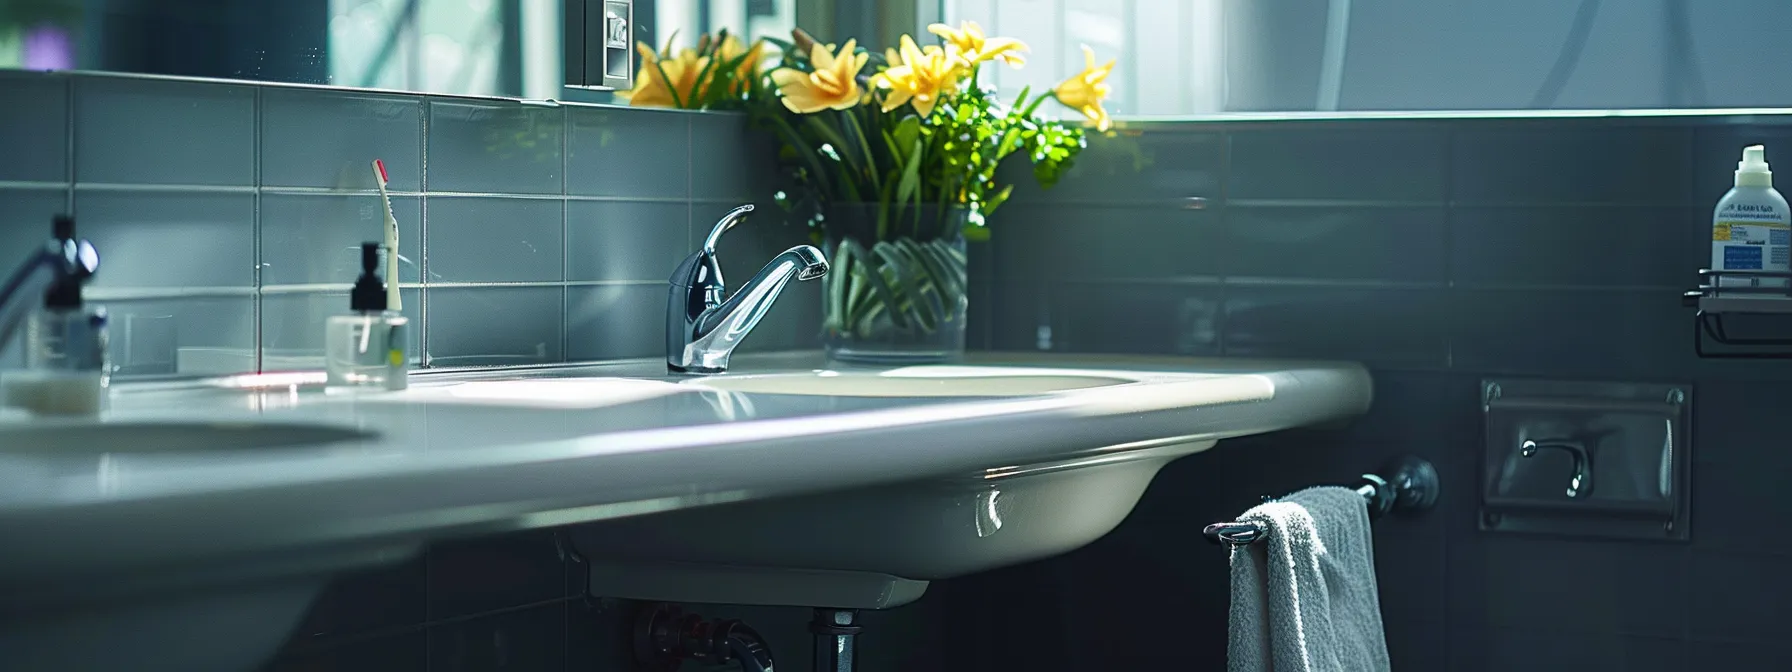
[571,363,1223,609]
[0,421,376,454]
[684,367,1136,397]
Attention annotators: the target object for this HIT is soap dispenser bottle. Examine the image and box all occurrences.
[10,215,109,415]
[1712,144,1791,287]
[325,242,408,391]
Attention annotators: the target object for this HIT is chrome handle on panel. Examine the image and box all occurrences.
[1521,438,1593,499]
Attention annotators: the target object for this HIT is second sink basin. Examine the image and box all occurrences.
[0,421,376,454]
[684,366,1136,397]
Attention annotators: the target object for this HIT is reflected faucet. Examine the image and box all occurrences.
[0,231,99,352]
[667,205,828,374]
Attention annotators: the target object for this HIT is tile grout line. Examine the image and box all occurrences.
[1441,126,1458,370]
[64,71,75,219]
[252,84,264,374]
[420,97,431,368]
[1216,129,1232,355]
[561,105,571,363]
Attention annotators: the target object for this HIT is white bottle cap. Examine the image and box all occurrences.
[1737,144,1773,187]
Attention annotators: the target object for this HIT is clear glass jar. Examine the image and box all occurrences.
[325,311,409,391]
[6,306,110,415]
[819,204,970,365]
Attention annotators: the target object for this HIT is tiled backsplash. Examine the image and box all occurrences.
[945,113,1792,671]
[981,114,1792,382]
[0,70,816,377]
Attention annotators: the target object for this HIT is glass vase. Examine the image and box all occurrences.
[819,203,969,365]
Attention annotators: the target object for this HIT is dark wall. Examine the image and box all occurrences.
[938,113,1792,670]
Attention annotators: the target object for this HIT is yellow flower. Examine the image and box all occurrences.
[716,34,767,91]
[927,20,1026,67]
[770,39,868,114]
[623,42,710,108]
[870,35,964,118]
[1053,45,1114,131]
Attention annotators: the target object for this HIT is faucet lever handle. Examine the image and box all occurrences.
[702,204,755,254]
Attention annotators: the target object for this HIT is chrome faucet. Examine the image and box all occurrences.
[667,204,828,374]
[0,229,99,352]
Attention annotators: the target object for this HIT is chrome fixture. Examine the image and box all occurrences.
[0,233,99,351]
[1202,455,1440,547]
[1521,438,1594,499]
[667,205,828,374]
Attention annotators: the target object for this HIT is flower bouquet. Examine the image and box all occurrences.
[626,23,1114,362]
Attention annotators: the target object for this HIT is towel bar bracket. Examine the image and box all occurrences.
[1202,455,1440,547]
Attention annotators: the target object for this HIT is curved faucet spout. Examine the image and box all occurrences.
[666,206,828,374]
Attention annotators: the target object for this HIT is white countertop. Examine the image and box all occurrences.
[0,351,1371,605]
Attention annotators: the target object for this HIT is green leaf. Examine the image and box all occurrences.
[894,115,921,153]
[895,138,924,208]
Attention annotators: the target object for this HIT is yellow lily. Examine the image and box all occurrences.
[716,34,767,93]
[623,42,711,108]
[871,34,964,118]
[927,20,1026,67]
[1053,45,1114,131]
[770,39,868,113]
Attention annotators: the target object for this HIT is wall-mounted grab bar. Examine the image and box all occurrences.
[1201,455,1440,547]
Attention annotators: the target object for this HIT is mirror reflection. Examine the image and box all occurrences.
[0,0,795,99]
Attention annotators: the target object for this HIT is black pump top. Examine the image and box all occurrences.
[46,214,86,309]
[350,242,388,312]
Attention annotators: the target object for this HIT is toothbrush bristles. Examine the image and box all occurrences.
[374,159,388,186]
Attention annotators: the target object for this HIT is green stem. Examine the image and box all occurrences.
[654,59,686,109]
[1021,91,1050,119]
[803,115,865,192]
[840,109,883,196]
[765,112,833,196]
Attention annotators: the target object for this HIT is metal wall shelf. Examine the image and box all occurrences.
[1683,269,1792,358]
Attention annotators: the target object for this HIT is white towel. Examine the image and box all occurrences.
[1227,486,1391,672]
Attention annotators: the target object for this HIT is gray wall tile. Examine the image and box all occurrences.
[260,290,421,371]
[282,556,426,646]
[1687,638,1777,670]
[566,284,662,361]
[566,200,688,282]
[1449,629,1686,672]
[426,531,567,620]
[1453,125,1694,204]
[1050,282,1220,355]
[567,106,689,199]
[104,297,256,377]
[260,194,421,285]
[0,72,69,182]
[1224,205,1446,281]
[426,100,563,194]
[993,205,1219,282]
[984,282,1044,351]
[1447,536,1688,637]
[1229,126,1447,201]
[74,192,255,289]
[74,77,254,186]
[268,631,426,672]
[1452,206,1701,288]
[425,602,564,672]
[690,113,765,201]
[427,287,563,367]
[1007,130,1224,204]
[1451,289,1688,378]
[261,89,422,191]
[1690,551,1792,641]
[1222,285,1449,368]
[0,189,70,259]
[424,197,564,283]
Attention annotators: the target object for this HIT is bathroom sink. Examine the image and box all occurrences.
[0,421,376,454]
[683,366,1136,397]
